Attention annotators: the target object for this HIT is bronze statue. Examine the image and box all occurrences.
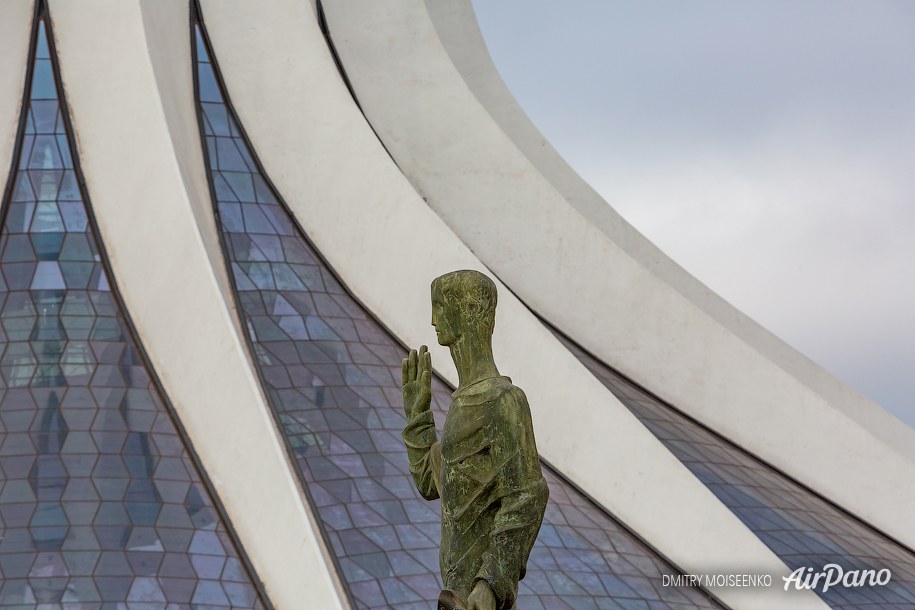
[402,270,549,610]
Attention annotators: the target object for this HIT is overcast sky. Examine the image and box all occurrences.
[472,1,915,428]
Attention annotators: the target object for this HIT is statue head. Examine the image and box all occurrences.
[430,270,497,347]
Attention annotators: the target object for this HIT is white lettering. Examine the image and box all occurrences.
[783,567,807,591]
[784,565,893,592]
[842,570,858,587]
[809,571,825,589]
[875,569,891,586]
[820,564,843,592]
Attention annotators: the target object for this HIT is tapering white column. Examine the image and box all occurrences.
[47,1,348,607]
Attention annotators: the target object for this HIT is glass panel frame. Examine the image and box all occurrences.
[0,5,268,607]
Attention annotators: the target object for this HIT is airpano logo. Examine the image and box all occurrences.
[783,564,892,593]
[662,565,896,595]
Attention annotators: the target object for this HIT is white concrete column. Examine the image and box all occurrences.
[47,1,348,607]
[199,1,827,607]
[0,1,35,194]
[425,0,915,460]
[322,0,915,552]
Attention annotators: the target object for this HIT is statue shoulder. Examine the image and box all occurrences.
[504,382,530,410]
[454,376,530,415]
[484,377,532,417]
[479,376,524,401]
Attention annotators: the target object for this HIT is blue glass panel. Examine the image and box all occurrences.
[194,22,720,610]
[35,22,50,59]
[0,15,266,608]
[30,60,56,101]
[556,332,915,609]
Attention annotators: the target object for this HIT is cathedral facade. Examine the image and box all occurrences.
[0,1,912,608]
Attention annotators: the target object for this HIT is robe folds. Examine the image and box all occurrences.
[404,376,549,609]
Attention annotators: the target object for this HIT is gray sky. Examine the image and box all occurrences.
[472,1,915,428]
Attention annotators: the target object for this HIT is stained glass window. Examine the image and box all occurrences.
[556,332,915,609]
[193,17,720,610]
[0,14,266,607]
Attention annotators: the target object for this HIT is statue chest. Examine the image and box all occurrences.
[440,401,497,505]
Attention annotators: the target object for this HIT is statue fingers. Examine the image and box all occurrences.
[407,348,417,381]
[401,357,410,386]
[417,345,429,381]
[420,368,431,390]
[421,348,432,376]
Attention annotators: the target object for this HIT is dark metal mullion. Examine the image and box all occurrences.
[543,313,915,560]
[314,0,405,175]
[0,0,43,231]
[31,2,274,607]
[190,2,357,608]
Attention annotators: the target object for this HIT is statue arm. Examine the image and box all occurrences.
[403,407,442,500]
[475,388,549,609]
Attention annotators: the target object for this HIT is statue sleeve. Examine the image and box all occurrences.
[402,405,442,501]
[475,387,549,609]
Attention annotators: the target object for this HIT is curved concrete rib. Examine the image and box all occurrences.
[0,1,34,196]
[200,0,827,607]
[321,0,915,551]
[47,1,347,607]
[424,0,915,467]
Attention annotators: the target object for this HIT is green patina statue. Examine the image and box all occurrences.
[402,270,549,610]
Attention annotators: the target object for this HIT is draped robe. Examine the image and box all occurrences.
[403,376,549,609]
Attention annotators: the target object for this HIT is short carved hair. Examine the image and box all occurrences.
[431,270,498,336]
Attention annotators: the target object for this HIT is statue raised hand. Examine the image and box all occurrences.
[402,345,432,421]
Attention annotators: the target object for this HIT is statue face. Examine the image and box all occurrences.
[431,285,461,346]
